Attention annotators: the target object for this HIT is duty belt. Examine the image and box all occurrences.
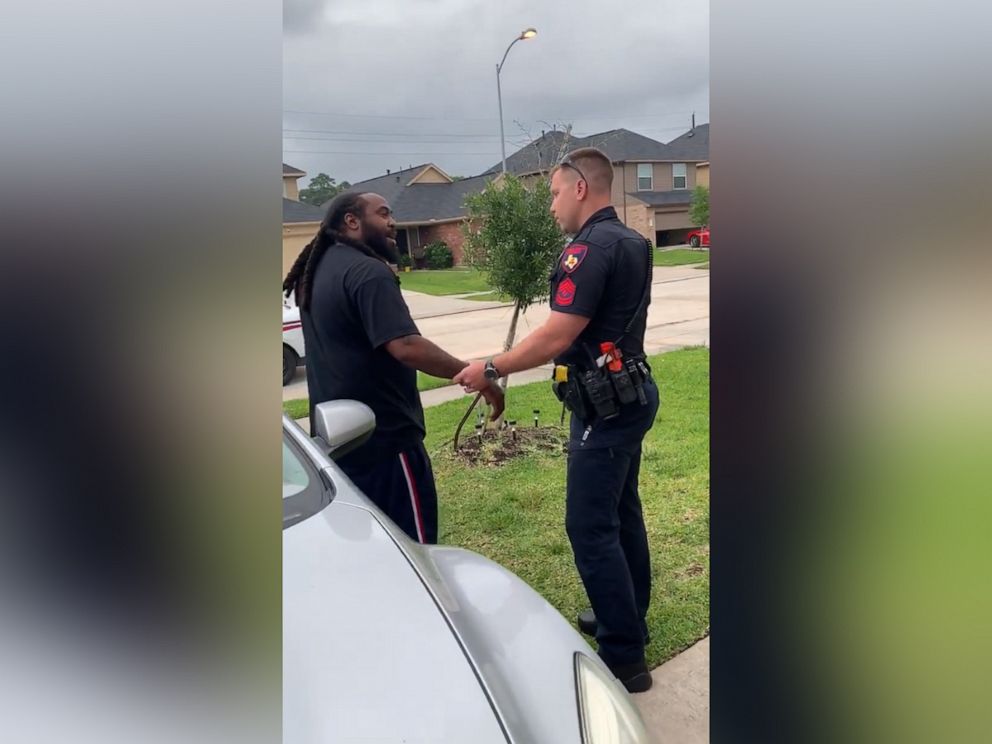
[552,351,651,424]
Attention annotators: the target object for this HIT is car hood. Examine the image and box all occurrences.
[283,500,507,744]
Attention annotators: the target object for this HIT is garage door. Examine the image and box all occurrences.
[654,210,692,230]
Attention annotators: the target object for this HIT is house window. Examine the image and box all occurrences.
[637,163,653,191]
[673,163,687,190]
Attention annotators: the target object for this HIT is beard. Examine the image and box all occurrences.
[364,229,400,264]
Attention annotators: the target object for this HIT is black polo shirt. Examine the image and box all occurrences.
[301,242,424,464]
[550,206,652,368]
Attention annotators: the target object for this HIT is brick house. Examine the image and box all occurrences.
[284,123,710,270]
[487,123,709,246]
[326,165,495,266]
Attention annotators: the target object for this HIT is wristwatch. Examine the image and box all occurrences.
[483,358,501,381]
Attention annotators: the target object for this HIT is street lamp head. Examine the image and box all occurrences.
[520,28,537,40]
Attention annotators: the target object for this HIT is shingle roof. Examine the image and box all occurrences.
[324,163,431,211]
[283,163,305,176]
[390,174,495,222]
[283,198,324,223]
[481,130,574,176]
[627,190,695,207]
[327,166,494,223]
[664,123,709,161]
[577,129,674,163]
[484,128,684,175]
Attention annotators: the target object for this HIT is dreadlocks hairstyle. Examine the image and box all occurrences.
[283,192,384,310]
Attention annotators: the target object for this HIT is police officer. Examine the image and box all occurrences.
[284,191,504,544]
[455,148,659,692]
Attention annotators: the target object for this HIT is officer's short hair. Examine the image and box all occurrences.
[554,147,613,194]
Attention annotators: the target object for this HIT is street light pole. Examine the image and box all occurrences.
[497,61,507,174]
[496,28,537,175]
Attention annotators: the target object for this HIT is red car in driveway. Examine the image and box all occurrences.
[687,226,710,248]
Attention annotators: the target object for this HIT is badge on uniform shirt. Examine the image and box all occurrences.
[555,276,576,306]
[561,244,588,274]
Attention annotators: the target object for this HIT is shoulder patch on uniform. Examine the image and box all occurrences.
[561,244,589,274]
[555,276,577,306]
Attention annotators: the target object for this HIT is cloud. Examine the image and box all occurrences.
[283,0,328,36]
[283,0,709,182]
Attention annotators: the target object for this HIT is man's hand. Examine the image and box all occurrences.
[453,360,488,393]
[481,383,505,420]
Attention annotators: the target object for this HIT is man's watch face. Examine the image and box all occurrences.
[484,362,498,379]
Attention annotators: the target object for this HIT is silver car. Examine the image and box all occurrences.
[283,402,652,743]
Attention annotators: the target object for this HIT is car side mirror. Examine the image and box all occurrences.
[311,400,376,460]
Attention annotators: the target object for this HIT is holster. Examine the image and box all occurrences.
[553,372,590,422]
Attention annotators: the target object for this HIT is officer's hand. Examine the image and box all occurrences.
[453,360,488,393]
[481,383,505,420]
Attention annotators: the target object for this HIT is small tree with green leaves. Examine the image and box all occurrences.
[689,185,709,227]
[463,175,563,375]
[455,174,563,436]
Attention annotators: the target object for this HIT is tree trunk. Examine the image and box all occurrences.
[455,300,521,446]
[499,300,522,392]
[488,300,521,428]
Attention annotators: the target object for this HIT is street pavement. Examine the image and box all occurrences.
[283,264,708,401]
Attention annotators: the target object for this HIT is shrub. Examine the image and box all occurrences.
[424,241,453,269]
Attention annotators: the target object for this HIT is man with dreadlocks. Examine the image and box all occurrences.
[284,191,503,545]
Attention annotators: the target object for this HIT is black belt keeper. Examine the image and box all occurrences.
[624,356,648,406]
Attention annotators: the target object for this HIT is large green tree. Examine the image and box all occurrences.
[299,173,350,206]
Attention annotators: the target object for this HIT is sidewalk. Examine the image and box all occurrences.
[283,264,707,402]
[635,637,710,744]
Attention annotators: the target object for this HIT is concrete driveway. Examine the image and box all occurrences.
[283,264,709,401]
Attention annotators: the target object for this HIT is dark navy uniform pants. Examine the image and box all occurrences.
[565,379,659,667]
[338,441,439,545]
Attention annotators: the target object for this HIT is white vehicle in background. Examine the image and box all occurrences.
[283,298,305,385]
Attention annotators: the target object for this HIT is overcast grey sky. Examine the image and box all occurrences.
[283,0,708,186]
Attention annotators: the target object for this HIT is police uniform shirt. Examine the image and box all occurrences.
[550,206,657,449]
[550,206,651,368]
[301,242,424,463]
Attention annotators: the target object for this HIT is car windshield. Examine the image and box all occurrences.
[283,442,310,499]
[283,438,332,528]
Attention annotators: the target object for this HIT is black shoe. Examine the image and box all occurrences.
[607,659,654,694]
[577,609,651,645]
[577,608,598,636]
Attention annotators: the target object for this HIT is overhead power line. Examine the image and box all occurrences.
[283,127,502,138]
[284,149,501,155]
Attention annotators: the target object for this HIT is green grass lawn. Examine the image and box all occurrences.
[398,268,493,296]
[424,347,710,667]
[283,397,310,420]
[283,371,453,420]
[417,371,453,392]
[654,248,710,267]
